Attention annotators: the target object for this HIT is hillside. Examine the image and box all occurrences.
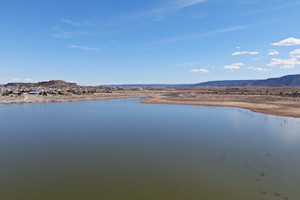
[105,75,300,88]
[243,74,300,87]
[102,84,191,88]
[194,80,256,87]
[194,74,300,87]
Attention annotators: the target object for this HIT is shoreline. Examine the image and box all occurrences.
[140,97,300,119]
[0,96,141,104]
[0,92,152,105]
[1,88,300,119]
[1,95,299,119]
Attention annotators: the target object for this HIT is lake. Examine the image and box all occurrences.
[1,98,300,200]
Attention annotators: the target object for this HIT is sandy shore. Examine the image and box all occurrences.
[141,97,300,118]
[140,88,300,118]
[1,87,300,118]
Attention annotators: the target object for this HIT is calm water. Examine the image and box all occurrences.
[1,98,300,200]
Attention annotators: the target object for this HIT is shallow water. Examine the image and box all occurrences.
[1,98,300,200]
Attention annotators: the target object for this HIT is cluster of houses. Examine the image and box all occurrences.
[0,80,152,96]
[0,84,113,96]
[0,80,148,97]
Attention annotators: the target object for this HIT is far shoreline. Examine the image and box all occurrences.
[1,87,300,119]
[1,94,300,119]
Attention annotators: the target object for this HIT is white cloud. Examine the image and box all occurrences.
[267,48,300,68]
[272,37,300,46]
[190,69,209,73]
[232,51,259,56]
[248,52,259,55]
[69,45,100,51]
[224,63,244,71]
[236,46,241,49]
[268,49,279,55]
[268,55,300,69]
[290,48,300,55]
[24,78,33,82]
[61,19,81,26]
[12,78,19,82]
[248,66,271,72]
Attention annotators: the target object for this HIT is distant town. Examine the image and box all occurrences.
[0,80,147,97]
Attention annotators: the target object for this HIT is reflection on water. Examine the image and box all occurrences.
[0,98,300,200]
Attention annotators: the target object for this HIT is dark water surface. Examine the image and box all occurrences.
[1,98,300,200]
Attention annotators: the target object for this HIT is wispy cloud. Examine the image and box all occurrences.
[4,69,18,73]
[61,19,81,26]
[243,2,300,15]
[51,30,104,38]
[239,1,260,4]
[248,66,271,72]
[122,0,206,20]
[190,68,209,73]
[51,31,88,38]
[24,78,33,82]
[272,37,300,46]
[232,51,259,56]
[224,63,244,71]
[69,45,100,51]
[148,26,247,45]
[11,78,20,82]
[176,0,206,8]
[177,62,202,67]
[268,49,279,55]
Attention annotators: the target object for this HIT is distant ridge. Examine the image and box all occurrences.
[104,75,300,88]
[196,74,300,87]
[102,84,192,88]
[194,80,257,87]
[241,74,300,87]
[195,74,300,87]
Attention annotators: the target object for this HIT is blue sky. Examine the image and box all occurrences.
[1,0,300,85]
